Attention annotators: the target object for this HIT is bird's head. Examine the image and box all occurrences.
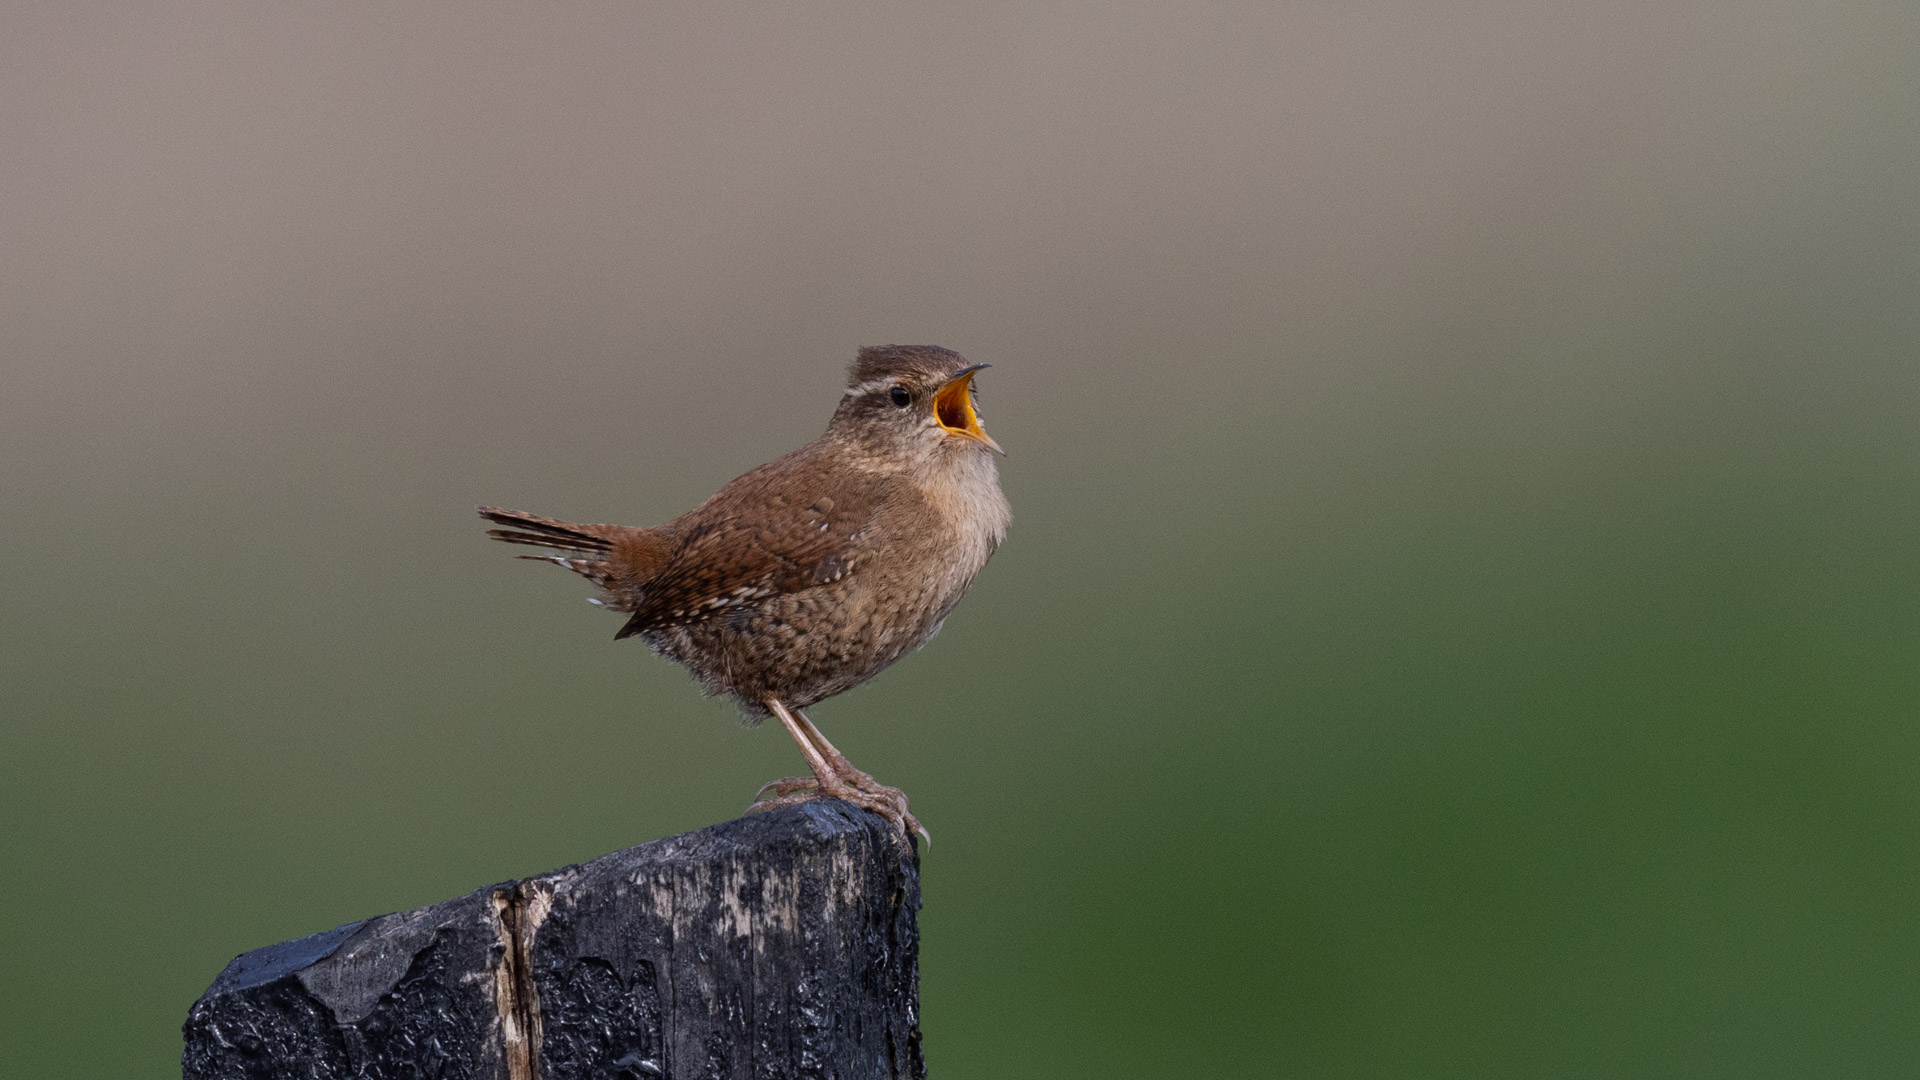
[828,345,1003,465]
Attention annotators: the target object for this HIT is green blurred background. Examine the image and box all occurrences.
[5,3,1918,1076]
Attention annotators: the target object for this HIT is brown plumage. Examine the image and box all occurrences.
[481,345,1010,841]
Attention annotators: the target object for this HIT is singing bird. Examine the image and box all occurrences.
[480,345,1009,841]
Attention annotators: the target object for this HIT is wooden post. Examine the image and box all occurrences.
[182,802,923,1079]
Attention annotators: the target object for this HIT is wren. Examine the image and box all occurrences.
[481,345,1010,841]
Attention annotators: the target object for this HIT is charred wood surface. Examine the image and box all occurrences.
[182,802,922,1079]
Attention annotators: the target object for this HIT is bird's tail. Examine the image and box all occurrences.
[480,506,617,554]
[478,505,638,602]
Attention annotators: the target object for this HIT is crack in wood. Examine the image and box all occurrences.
[493,883,549,1080]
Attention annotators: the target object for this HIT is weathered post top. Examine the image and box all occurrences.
[182,801,923,1080]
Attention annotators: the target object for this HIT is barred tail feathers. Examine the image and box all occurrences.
[479,506,616,553]
[479,505,668,609]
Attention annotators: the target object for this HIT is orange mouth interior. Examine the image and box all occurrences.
[934,375,982,437]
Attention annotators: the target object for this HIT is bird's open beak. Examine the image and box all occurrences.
[933,364,1004,454]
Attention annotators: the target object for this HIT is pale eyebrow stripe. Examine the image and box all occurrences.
[843,378,898,398]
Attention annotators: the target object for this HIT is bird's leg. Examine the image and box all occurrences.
[754,697,840,797]
[796,708,923,843]
[749,699,924,843]
[752,710,860,799]
[793,708,878,790]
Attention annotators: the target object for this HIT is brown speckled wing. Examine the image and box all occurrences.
[613,457,886,639]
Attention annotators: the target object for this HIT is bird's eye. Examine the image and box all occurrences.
[889,386,912,408]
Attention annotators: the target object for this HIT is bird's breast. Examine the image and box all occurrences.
[915,449,1010,586]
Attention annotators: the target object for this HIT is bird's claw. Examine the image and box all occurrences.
[747,774,926,848]
[752,776,821,802]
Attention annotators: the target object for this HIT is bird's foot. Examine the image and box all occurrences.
[747,774,927,847]
[752,775,821,802]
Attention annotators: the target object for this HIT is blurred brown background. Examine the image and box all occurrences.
[4,3,1918,1076]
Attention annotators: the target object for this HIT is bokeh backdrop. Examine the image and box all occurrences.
[5,3,1918,1076]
